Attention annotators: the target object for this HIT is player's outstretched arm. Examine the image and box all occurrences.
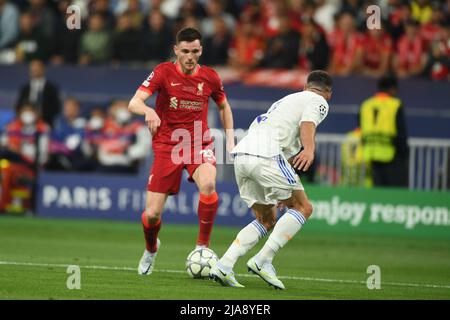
[292,121,316,172]
[217,100,235,153]
[128,89,161,136]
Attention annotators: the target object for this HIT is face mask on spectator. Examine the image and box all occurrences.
[89,116,104,130]
[115,108,132,124]
[20,111,36,125]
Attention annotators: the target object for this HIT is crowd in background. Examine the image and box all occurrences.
[0,0,449,80]
[0,60,151,174]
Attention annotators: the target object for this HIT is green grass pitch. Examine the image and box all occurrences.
[0,215,449,300]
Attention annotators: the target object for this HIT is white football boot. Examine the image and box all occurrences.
[138,239,161,275]
[247,256,285,290]
[209,263,245,288]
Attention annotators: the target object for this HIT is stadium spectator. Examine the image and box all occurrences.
[178,13,201,32]
[360,26,393,78]
[298,17,330,71]
[51,0,84,65]
[0,0,20,49]
[79,13,112,65]
[1,103,50,167]
[202,16,232,66]
[15,59,61,127]
[81,106,107,172]
[228,16,265,72]
[112,12,143,64]
[313,0,339,34]
[141,9,173,64]
[420,3,445,48]
[176,0,207,22]
[89,0,116,29]
[411,0,433,24]
[123,0,145,29]
[393,19,427,78]
[113,0,150,17]
[338,0,363,19]
[359,75,409,187]
[27,0,56,39]
[328,12,363,76]
[97,100,150,174]
[260,15,300,69]
[424,22,450,81]
[387,1,412,43]
[0,103,48,213]
[201,0,236,38]
[46,97,87,171]
[14,12,50,62]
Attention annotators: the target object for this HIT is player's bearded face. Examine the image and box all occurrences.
[175,40,202,74]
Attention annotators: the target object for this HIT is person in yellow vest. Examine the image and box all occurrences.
[359,75,409,187]
[340,127,373,188]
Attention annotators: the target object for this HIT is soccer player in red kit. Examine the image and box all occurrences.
[128,27,235,275]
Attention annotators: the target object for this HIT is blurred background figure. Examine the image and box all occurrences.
[141,9,173,65]
[14,11,50,63]
[15,59,61,127]
[228,13,265,72]
[297,17,330,71]
[359,25,393,78]
[0,0,20,50]
[82,106,107,172]
[45,97,87,171]
[359,75,409,188]
[328,11,363,76]
[51,0,84,65]
[0,103,49,213]
[97,100,150,174]
[260,15,300,69]
[202,16,232,66]
[79,13,112,65]
[424,21,450,81]
[112,11,142,65]
[393,19,427,78]
[1,103,50,168]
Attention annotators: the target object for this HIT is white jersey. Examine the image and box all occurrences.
[232,90,329,159]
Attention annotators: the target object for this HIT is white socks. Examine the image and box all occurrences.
[255,209,306,265]
[218,209,307,273]
[218,219,268,273]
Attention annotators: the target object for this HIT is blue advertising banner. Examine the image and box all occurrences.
[37,172,254,226]
[37,171,450,237]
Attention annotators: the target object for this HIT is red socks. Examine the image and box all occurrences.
[197,192,219,247]
[141,212,161,253]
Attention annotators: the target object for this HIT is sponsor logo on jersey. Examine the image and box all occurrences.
[170,97,178,109]
[171,82,181,86]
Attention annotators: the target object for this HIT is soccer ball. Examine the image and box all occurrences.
[185,247,218,279]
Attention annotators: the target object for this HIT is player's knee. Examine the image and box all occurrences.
[199,179,216,195]
[256,214,276,231]
[292,200,313,219]
[300,201,313,219]
[144,208,162,224]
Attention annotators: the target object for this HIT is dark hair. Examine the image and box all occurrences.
[377,75,398,91]
[176,27,202,44]
[306,70,333,91]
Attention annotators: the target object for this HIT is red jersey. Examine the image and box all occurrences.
[361,32,393,69]
[138,61,226,147]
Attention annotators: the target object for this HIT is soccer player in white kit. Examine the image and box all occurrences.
[209,70,332,289]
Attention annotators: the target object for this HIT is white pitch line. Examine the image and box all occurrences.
[1,260,449,290]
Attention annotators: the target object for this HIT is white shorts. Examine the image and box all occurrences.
[233,153,304,208]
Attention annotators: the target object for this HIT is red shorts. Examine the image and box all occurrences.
[147,142,216,195]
